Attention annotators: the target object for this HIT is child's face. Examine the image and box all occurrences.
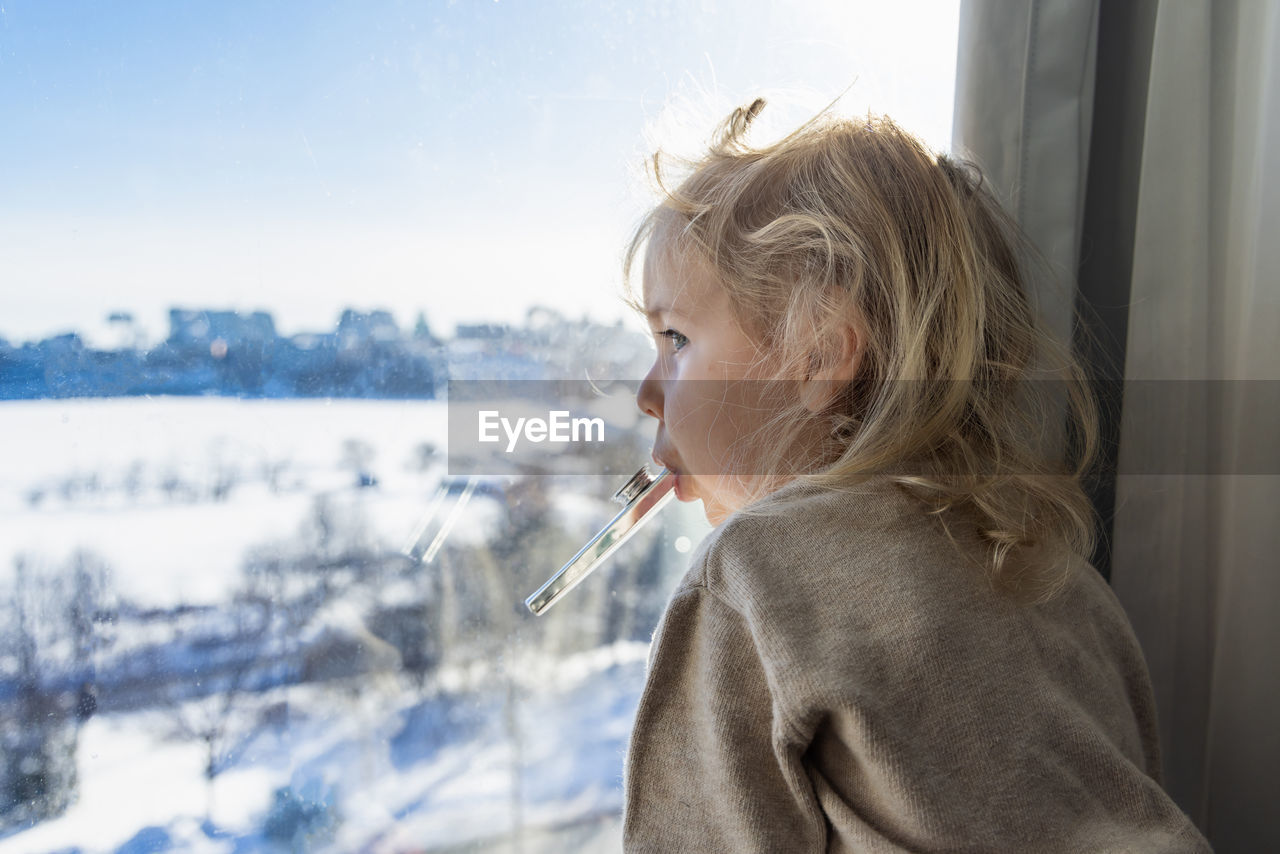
[637,234,787,525]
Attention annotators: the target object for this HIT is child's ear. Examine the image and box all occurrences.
[799,319,863,413]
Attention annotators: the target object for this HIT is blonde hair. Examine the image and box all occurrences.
[625,99,1100,602]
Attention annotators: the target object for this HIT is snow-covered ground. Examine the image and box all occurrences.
[3,643,647,854]
[0,397,693,853]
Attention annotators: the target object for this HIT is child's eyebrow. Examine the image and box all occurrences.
[644,304,688,321]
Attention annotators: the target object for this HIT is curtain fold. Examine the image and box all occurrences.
[951,0,1098,346]
[1107,0,1216,824]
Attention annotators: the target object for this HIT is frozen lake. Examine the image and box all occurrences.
[0,397,452,605]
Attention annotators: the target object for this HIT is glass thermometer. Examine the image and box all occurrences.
[525,466,674,615]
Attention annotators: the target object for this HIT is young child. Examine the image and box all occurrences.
[622,100,1211,852]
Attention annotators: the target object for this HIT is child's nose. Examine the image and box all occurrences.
[636,361,663,421]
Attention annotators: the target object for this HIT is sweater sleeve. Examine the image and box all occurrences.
[622,583,828,853]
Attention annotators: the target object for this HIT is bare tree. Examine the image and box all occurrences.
[0,554,98,829]
[163,590,273,823]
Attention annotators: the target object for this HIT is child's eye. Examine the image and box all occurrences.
[658,329,689,352]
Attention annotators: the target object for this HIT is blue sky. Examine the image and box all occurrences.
[0,0,959,345]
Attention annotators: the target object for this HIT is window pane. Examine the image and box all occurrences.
[0,2,958,850]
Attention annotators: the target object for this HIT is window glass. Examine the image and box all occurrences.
[0,2,958,850]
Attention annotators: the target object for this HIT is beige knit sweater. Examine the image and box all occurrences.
[623,477,1211,852]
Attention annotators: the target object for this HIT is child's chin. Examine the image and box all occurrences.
[671,472,690,503]
[701,499,735,527]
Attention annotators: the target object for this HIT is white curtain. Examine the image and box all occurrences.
[953,1,1280,850]
[1111,1,1280,849]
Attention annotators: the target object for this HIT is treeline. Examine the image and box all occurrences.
[0,309,443,400]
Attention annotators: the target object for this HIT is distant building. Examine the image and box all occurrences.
[336,310,400,351]
[168,309,277,352]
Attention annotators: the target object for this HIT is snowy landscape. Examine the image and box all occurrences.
[0,396,701,853]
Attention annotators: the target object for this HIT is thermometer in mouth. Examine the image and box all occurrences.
[525,466,675,616]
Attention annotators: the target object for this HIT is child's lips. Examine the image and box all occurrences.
[651,452,689,502]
